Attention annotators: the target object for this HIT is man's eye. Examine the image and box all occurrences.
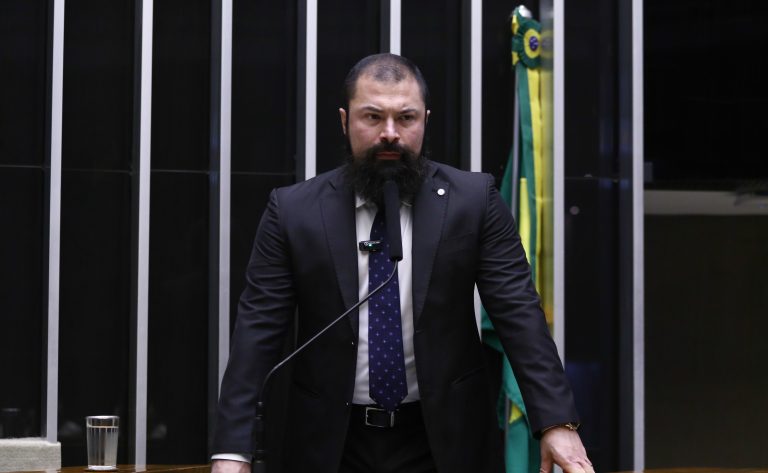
[366,114,380,120]
[399,115,415,122]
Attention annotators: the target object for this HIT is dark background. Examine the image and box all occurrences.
[563,0,768,469]
[0,0,48,441]
[644,1,768,188]
[645,215,768,467]
[2,0,767,470]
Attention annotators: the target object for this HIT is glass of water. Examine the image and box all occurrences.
[86,415,119,470]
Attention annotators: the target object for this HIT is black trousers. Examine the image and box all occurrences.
[339,403,438,473]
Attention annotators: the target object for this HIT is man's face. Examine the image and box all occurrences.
[339,74,429,162]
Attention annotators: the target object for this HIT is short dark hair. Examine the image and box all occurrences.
[343,53,429,109]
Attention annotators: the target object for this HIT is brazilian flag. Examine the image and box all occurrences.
[481,7,551,473]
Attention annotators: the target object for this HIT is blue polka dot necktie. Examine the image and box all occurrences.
[368,209,408,412]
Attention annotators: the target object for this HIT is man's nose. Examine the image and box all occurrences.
[379,118,400,143]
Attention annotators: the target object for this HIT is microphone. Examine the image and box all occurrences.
[252,185,404,471]
[382,180,403,262]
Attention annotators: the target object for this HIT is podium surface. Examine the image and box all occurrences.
[9,466,210,473]
[614,469,768,473]
[10,466,768,473]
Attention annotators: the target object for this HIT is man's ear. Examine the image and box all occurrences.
[339,108,347,135]
[425,109,431,125]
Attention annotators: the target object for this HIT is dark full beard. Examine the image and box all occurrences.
[343,141,427,206]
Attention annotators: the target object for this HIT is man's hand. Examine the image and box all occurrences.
[539,427,594,473]
[211,459,251,473]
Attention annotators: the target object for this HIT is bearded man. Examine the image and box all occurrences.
[211,53,593,473]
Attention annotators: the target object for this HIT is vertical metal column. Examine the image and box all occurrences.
[389,0,401,55]
[208,0,232,399]
[618,0,643,467]
[468,0,482,330]
[469,0,482,174]
[45,0,65,443]
[632,0,645,468]
[552,0,566,359]
[304,0,317,180]
[208,0,232,452]
[133,0,153,465]
[218,0,232,398]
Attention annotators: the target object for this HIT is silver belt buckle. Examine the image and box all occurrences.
[364,406,395,428]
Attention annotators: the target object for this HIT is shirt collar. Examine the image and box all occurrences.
[355,194,412,210]
[355,194,369,210]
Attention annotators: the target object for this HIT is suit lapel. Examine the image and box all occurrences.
[411,163,448,326]
[320,172,360,337]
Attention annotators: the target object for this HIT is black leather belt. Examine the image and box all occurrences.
[351,402,423,428]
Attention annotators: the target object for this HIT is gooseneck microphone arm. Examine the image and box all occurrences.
[251,181,403,472]
[252,264,399,471]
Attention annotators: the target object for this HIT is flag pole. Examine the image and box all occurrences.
[509,4,533,221]
[506,2,534,451]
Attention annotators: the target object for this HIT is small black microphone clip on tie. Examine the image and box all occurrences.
[359,240,383,252]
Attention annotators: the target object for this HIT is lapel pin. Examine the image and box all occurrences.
[436,188,446,196]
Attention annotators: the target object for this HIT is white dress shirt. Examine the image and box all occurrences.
[352,195,419,405]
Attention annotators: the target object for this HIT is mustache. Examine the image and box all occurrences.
[367,141,408,157]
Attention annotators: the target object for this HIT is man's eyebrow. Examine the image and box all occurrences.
[356,105,420,114]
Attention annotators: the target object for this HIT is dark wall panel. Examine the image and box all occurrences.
[645,216,768,467]
[62,0,135,171]
[0,0,48,166]
[316,0,381,174]
[147,172,210,463]
[562,0,624,470]
[58,0,135,464]
[232,0,297,174]
[151,0,211,172]
[564,0,617,179]
[0,169,44,439]
[645,2,768,186]
[0,0,48,439]
[147,0,212,462]
[402,0,463,169]
[563,177,619,471]
[58,171,132,466]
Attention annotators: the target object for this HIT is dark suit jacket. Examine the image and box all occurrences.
[213,161,578,473]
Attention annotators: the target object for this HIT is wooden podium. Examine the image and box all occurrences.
[12,466,768,473]
[613,469,768,473]
[9,466,210,473]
